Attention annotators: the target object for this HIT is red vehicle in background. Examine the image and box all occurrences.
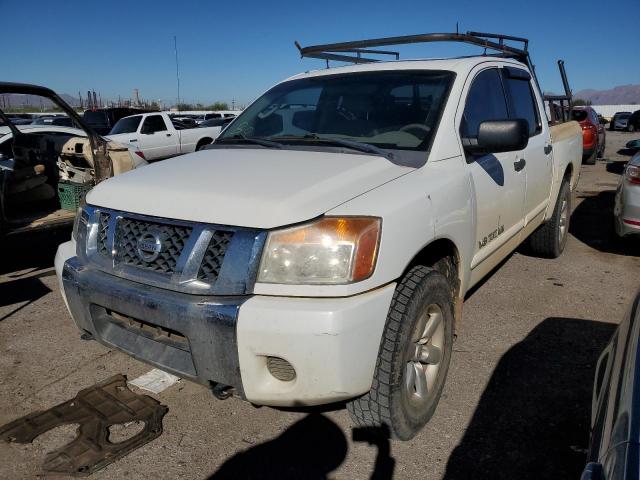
[571,106,606,164]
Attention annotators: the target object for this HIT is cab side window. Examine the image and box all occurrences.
[460,68,509,139]
[504,75,541,136]
[141,115,167,134]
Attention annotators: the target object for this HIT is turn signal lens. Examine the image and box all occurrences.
[258,217,381,284]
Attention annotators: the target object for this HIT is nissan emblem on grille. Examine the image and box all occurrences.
[136,231,163,262]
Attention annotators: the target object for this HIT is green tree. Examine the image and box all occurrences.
[175,103,194,111]
[207,102,229,110]
[572,98,592,106]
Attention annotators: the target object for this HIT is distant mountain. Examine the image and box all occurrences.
[0,93,80,109]
[573,84,640,105]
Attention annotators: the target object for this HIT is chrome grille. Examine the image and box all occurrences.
[116,218,192,274]
[82,206,265,295]
[97,212,110,257]
[197,231,234,282]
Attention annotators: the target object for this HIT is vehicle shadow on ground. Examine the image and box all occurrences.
[606,161,627,175]
[207,413,394,479]
[569,190,637,256]
[444,317,615,480]
[0,227,70,276]
[617,148,638,157]
[0,277,51,315]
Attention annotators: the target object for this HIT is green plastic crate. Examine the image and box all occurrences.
[58,180,92,211]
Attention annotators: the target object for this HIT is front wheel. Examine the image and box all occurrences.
[528,180,571,258]
[347,265,454,440]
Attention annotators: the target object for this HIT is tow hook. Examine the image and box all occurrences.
[211,383,234,400]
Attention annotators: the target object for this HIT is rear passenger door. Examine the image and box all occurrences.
[459,66,526,269]
[502,67,552,224]
[138,115,178,160]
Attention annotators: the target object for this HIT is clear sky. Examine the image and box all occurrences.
[4,0,639,107]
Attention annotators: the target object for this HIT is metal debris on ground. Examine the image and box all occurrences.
[0,374,168,476]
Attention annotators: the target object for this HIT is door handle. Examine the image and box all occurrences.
[166,133,172,137]
[129,139,138,142]
[544,144,552,155]
[514,158,526,171]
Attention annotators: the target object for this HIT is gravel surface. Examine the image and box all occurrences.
[0,131,638,479]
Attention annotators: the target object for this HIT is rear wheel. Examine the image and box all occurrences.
[528,180,571,258]
[584,148,597,165]
[347,265,454,440]
[196,138,213,151]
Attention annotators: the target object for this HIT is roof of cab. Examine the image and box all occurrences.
[285,55,528,82]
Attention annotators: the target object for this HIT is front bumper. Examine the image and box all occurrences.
[58,242,395,406]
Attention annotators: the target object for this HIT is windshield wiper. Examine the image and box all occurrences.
[216,133,283,149]
[269,134,394,160]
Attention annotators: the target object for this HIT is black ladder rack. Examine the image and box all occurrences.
[295,31,573,121]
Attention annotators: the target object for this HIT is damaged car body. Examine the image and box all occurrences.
[0,82,145,238]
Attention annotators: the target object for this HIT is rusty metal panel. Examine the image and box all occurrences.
[0,374,168,476]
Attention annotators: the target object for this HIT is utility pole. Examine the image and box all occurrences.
[174,35,181,111]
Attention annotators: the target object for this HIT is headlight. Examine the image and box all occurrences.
[258,217,381,285]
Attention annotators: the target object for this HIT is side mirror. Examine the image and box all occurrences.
[462,119,529,155]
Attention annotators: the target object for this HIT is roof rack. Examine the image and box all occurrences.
[295,31,530,65]
[295,31,573,121]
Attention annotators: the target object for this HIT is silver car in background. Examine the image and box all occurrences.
[615,151,640,237]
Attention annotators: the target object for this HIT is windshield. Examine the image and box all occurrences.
[219,70,455,152]
[110,116,142,135]
[618,113,631,120]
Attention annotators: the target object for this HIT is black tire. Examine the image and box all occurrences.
[528,180,571,258]
[196,138,213,151]
[347,265,454,440]
[597,139,605,159]
[584,148,597,165]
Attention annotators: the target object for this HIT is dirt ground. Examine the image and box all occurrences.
[0,131,638,479]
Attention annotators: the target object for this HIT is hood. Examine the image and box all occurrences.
[86,148,413,229]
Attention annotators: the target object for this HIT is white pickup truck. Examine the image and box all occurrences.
[106,112,221,161]
[56,32,582,440]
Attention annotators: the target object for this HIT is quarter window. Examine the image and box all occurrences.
[461,69,509,138]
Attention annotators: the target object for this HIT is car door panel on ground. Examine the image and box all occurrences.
[459,66,526,269]
[138,115,178,160]
[502,67,552,224]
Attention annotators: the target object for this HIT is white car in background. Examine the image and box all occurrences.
[107,112,222,161]
[615,151,640,236]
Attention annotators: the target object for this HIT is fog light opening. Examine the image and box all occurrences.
[266,356,296,382]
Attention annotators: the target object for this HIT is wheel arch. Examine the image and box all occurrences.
[402,237,464,329]
[196,137,213,150]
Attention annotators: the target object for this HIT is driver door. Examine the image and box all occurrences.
[459,66,526,274]
[138,115,177,160]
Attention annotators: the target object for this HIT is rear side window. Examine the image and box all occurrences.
[461,68,508,138]
[142,115,167,134]
[504,76,541,136]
